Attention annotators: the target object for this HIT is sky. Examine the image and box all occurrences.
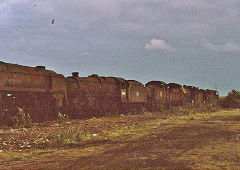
[0,0,240,96]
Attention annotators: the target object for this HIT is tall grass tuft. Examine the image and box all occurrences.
[55,127,82,145]
[11,108,33,128]
[57,112,69,123]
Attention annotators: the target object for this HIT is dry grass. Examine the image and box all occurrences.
[1,109,240,169]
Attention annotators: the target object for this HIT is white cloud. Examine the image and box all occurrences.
[81,52,90,56]
[223,42,240,52]
[203,41,220,51]
[168,0,209,9]
[145,38,174,51]
[204,41,240,52]
[0,0,26,5]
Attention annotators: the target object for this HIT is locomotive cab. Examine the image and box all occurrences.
[145,81,168,111]
[127,80,146,103]
[120,82,127,103]
[182,85,199,104]
[167,83,183,106]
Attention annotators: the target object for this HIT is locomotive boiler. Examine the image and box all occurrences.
[65,73,146,118]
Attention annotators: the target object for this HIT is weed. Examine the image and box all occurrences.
[55,127,82,145]
[11,108,33,128]
[57,112,69,123]
[106,123,112,129]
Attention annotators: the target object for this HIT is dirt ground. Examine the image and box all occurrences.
[1,110,240,169]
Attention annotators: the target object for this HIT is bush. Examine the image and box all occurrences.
[11,108,33,128]
[219,90,240,108]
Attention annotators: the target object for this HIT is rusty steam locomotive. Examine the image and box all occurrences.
[0,61,218,123]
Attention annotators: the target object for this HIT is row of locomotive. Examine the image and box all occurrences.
[145,81,219,111]
[0,61,218,124]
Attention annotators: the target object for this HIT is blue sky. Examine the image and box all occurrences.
[1,0,240,96]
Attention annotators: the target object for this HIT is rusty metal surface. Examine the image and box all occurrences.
[145,81,167,87]
[0,61,67,108]
[0,61,66,93]
[206,89,219,101]
[182,85,199,104]
[197,89,205,103]
[127,80,146,103]
[66,74,147,108]
[145,81,168,102]
[67,74,124,97]
[167,83,183,104]
[66,74,127,109]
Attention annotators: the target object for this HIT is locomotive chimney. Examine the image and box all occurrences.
[72,72,79,77]
[36,66,46,70]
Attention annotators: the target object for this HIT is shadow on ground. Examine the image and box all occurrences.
[210,115,240,121]
[65,120,238,169]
